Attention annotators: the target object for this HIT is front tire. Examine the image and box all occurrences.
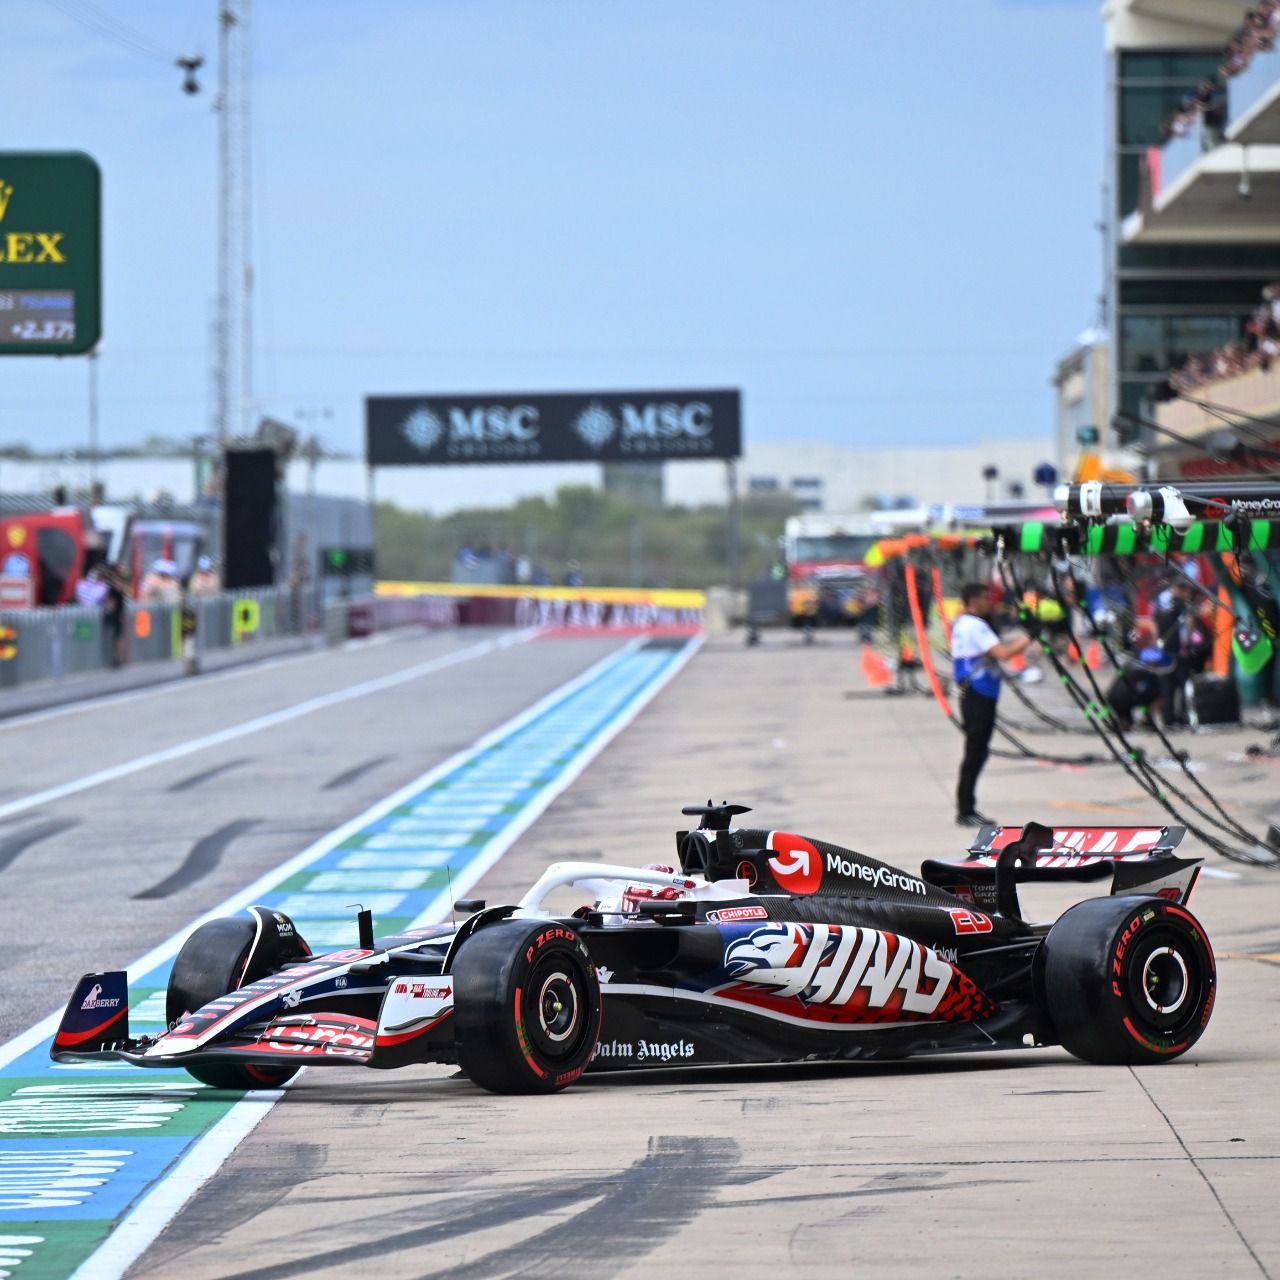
[167,913,305,1089]
[1042,896,1216,1064]
[452,920,601,1094]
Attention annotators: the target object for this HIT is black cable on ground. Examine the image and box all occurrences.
[1056,557,1271,855]
[904,553,1106,768]
[998,551,1275,867]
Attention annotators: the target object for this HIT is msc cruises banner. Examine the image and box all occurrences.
[365,389,741,465]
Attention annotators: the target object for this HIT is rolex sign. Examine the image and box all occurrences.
[0,151,101,356]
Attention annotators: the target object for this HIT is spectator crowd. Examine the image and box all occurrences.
[1166,281,1280,396]
[1157,2,1280,144]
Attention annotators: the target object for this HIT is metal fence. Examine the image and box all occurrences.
[0,585,322,689]
[0,588,469,691]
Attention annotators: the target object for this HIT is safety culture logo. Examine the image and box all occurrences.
[0,179,67,263]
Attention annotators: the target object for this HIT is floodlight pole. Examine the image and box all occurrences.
[215,7,232,445]
[88,347,99,491]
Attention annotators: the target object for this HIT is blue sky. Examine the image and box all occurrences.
[5,0,1104,457]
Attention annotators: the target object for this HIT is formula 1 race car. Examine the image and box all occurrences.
[51,804,1216,1093]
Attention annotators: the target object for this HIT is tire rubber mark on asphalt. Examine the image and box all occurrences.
[0,630,531,826]
[0,634,700,1280]
[0,819,80,876]
[321,755,393,791]
[164,758,252,794]
[131,819,261,901]
[197,1135,741,1280]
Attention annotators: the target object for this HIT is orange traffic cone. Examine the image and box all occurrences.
[1008,651,1027,673]
[1085,640,1103,670]
[861,644,893,689]
[1067,641,1080,662]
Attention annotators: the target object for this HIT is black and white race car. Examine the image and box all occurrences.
[52,804,1216,1093]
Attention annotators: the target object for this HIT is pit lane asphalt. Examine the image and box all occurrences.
[77,632,1280,1277]
[0,627,626,1042]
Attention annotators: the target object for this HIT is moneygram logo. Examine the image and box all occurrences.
[766,831,823,894]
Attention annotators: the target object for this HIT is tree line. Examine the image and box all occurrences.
[374,486,804,588]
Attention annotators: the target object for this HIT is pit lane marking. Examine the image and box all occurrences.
[0,630,532,825]
[0,634,701,1280]
[0,621,430,733]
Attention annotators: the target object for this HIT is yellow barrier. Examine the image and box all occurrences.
[375,581,706,609]
[232,598,260,646]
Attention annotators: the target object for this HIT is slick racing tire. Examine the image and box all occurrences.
[1042,896,1216,1065]
[167,914,306,1090]
[452,920,602,1094]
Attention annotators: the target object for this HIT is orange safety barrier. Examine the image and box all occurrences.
[904,561,953,718]
[860,642,894,688]
[1212,584,1233,676]
[931,565,952,646]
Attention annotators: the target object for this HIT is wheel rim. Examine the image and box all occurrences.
[1125,926,1205,1037]
[525,956,587,1062]
[1141,947,1189,1017]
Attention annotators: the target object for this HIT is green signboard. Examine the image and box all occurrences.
[0,151,101,355]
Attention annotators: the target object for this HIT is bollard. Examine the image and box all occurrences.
[181,602,199,676]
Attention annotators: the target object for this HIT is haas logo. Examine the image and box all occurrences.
[766,832,822,894]
[725,922,806,978]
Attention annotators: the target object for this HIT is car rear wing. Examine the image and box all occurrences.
[922,823,1199,920]
[969,825,1186,859]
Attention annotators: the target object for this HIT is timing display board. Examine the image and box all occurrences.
[366,389,741,465]
[0,151,101,355]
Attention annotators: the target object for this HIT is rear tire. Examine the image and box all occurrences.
[167,914,303,1090]
[452,920,601,1094]
[1042,896,1215,1064]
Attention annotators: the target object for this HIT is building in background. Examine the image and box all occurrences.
[1105,0,1280,477]
[1052,331,1114,474]
[0,434,1054,519]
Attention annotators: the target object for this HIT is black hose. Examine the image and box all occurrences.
[997,553,1275,867]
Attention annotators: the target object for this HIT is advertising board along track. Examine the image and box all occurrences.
[0,634,701,1280]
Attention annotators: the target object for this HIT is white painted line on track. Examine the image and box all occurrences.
[45,634,694,1280]
[67,1091,285,1280]
[0,629,535,824]
[0,634,636,1071]
[419,634,705,919]
[0,641,330,733]
[0,624,478,734]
